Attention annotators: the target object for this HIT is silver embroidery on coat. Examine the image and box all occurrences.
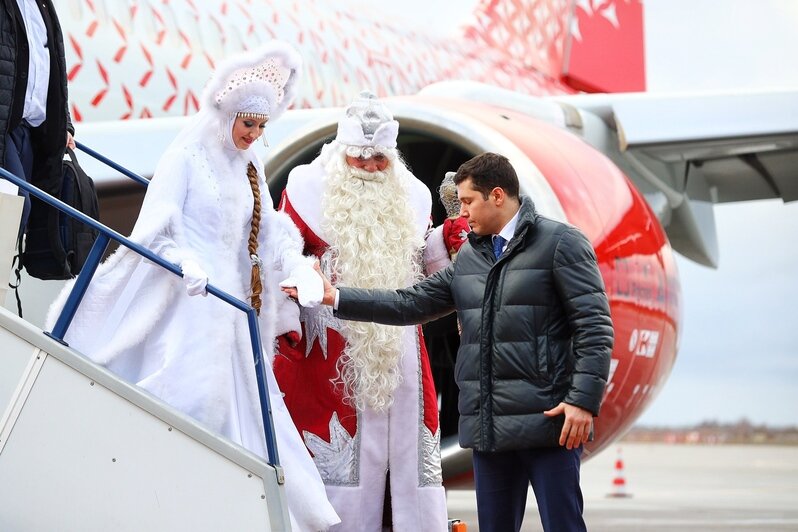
[303,411,360,486]
[420,425,443,487]
[416,331,443,487]
[299,302,342,359]
[299,251,342,358]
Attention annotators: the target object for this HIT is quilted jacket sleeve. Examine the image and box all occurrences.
[552,227,614,416]
[336,264,456,326]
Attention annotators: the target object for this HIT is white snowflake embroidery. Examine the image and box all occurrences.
[303,412,358,486]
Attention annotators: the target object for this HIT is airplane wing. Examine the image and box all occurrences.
[554,90,798,267]
[559,90,798,203]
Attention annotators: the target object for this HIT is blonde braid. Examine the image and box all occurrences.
[246,162,263,315]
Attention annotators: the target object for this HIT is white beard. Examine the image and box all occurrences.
[321,145,424,411]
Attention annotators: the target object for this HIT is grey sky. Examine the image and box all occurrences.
[390,0,798,426]
[638,0,798,426]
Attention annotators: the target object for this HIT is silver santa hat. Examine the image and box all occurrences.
[335,90,399,158]
[202,40,302,122]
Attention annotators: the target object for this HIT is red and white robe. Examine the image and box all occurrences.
[274,162,448,532]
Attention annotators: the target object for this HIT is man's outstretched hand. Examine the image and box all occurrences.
[543,402,593,450]
[281,260,336,306]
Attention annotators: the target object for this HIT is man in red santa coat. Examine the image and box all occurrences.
[275,91,451,531]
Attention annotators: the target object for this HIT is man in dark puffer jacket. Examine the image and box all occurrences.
[285,152,613,532]
[1,0,74,237]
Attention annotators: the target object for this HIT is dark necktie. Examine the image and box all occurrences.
[493,235,506,259]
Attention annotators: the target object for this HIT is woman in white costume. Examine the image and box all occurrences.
[47,42,340,531]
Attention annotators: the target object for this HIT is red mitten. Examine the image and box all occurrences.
[276,332,304,361]
[284,330,301,346]
[443,217,470,255]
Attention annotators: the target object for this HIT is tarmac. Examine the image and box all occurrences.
[446,442,798,531]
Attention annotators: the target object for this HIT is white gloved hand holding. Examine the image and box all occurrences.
[180,259,208,297]
[279,262,323,308]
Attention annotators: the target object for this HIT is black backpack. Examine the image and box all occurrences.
[21,147,100,280]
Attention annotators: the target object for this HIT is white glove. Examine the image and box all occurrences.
[180,259,208,297]
[279,263,323,308]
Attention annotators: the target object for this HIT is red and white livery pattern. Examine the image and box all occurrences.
[58,0,644,122]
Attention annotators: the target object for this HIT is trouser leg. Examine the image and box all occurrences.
[525,445,586,532]
[4,123,34,239]
[472,450,529,532]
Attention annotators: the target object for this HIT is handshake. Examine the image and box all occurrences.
[180,259,333,308]
[279,261,335,307]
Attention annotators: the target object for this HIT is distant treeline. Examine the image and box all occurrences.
[626,419,798,445]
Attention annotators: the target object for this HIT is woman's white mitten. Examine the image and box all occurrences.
[180,259,208,297]
[280,263,323,307]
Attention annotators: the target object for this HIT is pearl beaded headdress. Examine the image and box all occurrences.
[202,41,302,122]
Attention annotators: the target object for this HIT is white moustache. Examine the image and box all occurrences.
[347,166,389,183]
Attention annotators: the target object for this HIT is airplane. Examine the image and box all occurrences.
[1,0,796,518]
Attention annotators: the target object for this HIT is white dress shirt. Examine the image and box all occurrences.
[493,207,521,255]
[16,0,50,127]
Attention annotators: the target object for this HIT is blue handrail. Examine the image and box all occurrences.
[0,164,281,466]
[75,141,150,187]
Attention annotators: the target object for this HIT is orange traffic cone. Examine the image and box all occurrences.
[607,447,632,498]
[448,519,467,532]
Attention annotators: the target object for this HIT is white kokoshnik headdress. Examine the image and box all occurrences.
[203,41,302,123]
[335,90,399,159]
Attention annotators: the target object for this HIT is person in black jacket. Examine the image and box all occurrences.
[283,152,614,532]
[1,0,74,237]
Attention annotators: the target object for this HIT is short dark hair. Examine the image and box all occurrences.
[453,153,520,199]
